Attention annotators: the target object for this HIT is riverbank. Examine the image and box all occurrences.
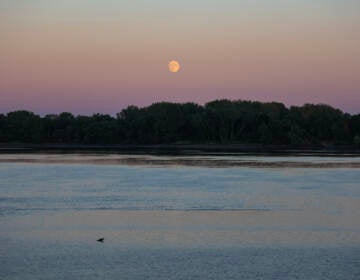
[0,143,359,155]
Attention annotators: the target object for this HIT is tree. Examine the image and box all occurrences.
[3,111,42,143]
[0,100,358,147]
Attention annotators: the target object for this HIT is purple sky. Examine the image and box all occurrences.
[1,0,359,115]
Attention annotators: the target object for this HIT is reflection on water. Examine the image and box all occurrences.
[1,153,360,167]
[0,153,360,279]
[3,210,360,248]
[1,241,359,280]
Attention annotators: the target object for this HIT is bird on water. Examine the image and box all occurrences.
[97,238,104,243]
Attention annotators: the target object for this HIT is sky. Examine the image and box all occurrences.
[1,0,359,115]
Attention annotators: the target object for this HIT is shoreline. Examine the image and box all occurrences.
[1,152,360,168]
[0,143,360,155]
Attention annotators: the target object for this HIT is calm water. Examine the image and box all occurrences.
[1,153,360,279]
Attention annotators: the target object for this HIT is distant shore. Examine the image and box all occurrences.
[0,143,359,155]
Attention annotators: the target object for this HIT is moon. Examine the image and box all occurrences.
[168,60,180,73]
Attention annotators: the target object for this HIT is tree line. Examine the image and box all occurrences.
[0,100,360,146]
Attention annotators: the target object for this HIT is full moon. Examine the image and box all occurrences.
[168,60,180,73]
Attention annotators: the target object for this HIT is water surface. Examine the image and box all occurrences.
[1,153,359,279]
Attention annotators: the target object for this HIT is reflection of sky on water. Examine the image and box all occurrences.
[1,155,360,279]
[0,157,360,248]
[1,153,360,167]
[1,163,360,213]
[2,210,360,248]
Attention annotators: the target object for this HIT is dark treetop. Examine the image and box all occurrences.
[1,100,359,147]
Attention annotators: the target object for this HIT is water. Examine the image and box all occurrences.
[1,153,360,279]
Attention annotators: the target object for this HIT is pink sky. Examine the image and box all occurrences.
[1,1,359,114]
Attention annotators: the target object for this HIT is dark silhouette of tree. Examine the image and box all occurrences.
[350,114,360,146]
[0,100,359,146]
[289,104,350,144]
[1,111,42,143]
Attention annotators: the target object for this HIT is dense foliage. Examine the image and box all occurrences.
[0,100,359,146]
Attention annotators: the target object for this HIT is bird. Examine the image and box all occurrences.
[97,237,105,243]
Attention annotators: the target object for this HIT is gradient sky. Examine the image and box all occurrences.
[1,0,359,114]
